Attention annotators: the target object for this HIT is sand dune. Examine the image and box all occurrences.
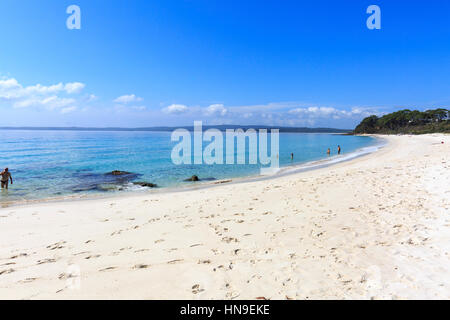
[0,134,449,299]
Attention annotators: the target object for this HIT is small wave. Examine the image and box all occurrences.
[260,167,282,176]
[122,182,153,192]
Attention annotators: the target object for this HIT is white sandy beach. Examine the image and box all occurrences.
[0,134,449,300]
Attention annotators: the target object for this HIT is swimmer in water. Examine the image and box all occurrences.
[1,168,13,189]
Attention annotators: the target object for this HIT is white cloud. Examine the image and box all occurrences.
[0,77,383,128]
[204,104,227,116]
[162,104,188,114]
[155,102,379,127]
[0,78,20,90]
[12,99,38,108]
[288,106,374,119]
[0,77,85,114]
[13,96,76,109]
[64,82,85,94]
[0,78,26,100]
[114,94,143,104]
[0,78,85,99]
[61,106,77,114]
[193,102,382,127]
[41,96,76,109]
[24,83,64,95]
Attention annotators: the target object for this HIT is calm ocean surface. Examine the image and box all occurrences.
[0,130,379,203]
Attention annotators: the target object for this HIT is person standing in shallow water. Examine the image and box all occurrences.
[327,148,331,156]
[338,145,341,155]
[1,168,13,189]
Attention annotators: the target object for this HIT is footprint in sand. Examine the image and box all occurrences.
[221,237,239,243]
[37,258,57,265]
[47,241,66,250]
[99,266,117,272]
[58,272,78,280]
[198,260,211,264]
[10,253,28,259]
[73,251,90,256]
[85,254,101,260]
[191,284,205,294]
[0,268,15,275]
[167,259,184,264]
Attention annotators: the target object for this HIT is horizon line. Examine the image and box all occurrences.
[0,125,352,133]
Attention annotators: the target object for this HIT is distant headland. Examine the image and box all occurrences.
[354,108,449,134]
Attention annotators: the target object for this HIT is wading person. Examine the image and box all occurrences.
[327,148,331,155]
[1,168,13,189]
[338,145,341,155]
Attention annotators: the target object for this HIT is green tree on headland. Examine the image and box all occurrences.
[354,108,449,134]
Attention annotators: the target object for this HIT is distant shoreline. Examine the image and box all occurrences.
[0,125,351,133]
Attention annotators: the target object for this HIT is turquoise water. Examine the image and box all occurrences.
[0,130,378,203]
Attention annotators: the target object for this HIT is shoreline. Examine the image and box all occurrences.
[0,133,448,299]
[0,136,385,209]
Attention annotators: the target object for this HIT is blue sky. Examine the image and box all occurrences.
[0,0,449,128]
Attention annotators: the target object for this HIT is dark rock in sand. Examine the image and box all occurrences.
[133,182,158,188]
[184,175,200,182]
